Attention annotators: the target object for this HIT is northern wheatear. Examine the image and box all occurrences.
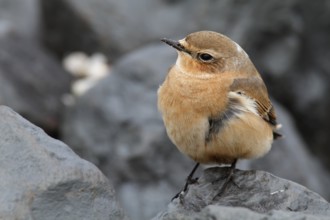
[158,31,281,199]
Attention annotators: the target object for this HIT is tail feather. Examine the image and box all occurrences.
[273,131,283,140]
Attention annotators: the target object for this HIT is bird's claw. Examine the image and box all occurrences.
[171,177,199,202]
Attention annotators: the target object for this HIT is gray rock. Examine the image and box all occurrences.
[0,34,72,134]
[0,0,39,40]
[242,0,330,169]
[61,43,330,220]
[153,167,330,220]
[0,105,126,220]
[40,0,298,60]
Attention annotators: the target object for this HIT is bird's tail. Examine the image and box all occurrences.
[273,124,283,139]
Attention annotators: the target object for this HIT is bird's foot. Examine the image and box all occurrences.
[171,163,200,202]
[187,176,199,185]
[171,177,199,202]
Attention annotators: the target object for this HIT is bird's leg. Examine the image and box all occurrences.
[214,159,237,198]
[182,162,200,191]
[171,162,200,201]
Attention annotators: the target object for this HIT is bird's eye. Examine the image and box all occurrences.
[198,53,214,62]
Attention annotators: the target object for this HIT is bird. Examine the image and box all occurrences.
[157,31,281,200]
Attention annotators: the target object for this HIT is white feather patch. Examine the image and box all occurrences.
[228,92,258,115]
[175,56,217,79]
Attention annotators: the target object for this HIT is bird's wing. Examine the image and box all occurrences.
[229,76,278,127]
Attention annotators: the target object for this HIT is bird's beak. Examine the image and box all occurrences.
[161,38,188,53]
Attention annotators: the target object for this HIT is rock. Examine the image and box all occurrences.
[40,0,104,59]
[153,167,330,220]
[0,105,126,220]
[0,0,39,40]
[241,0,330,169]
[40,0,299,60]
[0,34,72,135]
[61,43,330,220]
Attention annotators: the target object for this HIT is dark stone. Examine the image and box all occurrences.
[242,0,330,170]
[40,0,105,59]
[0,34,72,135]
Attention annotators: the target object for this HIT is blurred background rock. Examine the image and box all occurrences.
[1,0,329,219]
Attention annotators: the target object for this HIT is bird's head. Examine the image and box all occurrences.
[161,31,249,77]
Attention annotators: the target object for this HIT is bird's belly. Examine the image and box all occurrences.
[162,112,209,160]
[163,110,273,165]
[198,112,273,164]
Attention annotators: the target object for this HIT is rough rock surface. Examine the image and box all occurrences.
[0,106,126,220]
[153,167,330,220]
[0,34,72,134]
[61,44,330,220]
